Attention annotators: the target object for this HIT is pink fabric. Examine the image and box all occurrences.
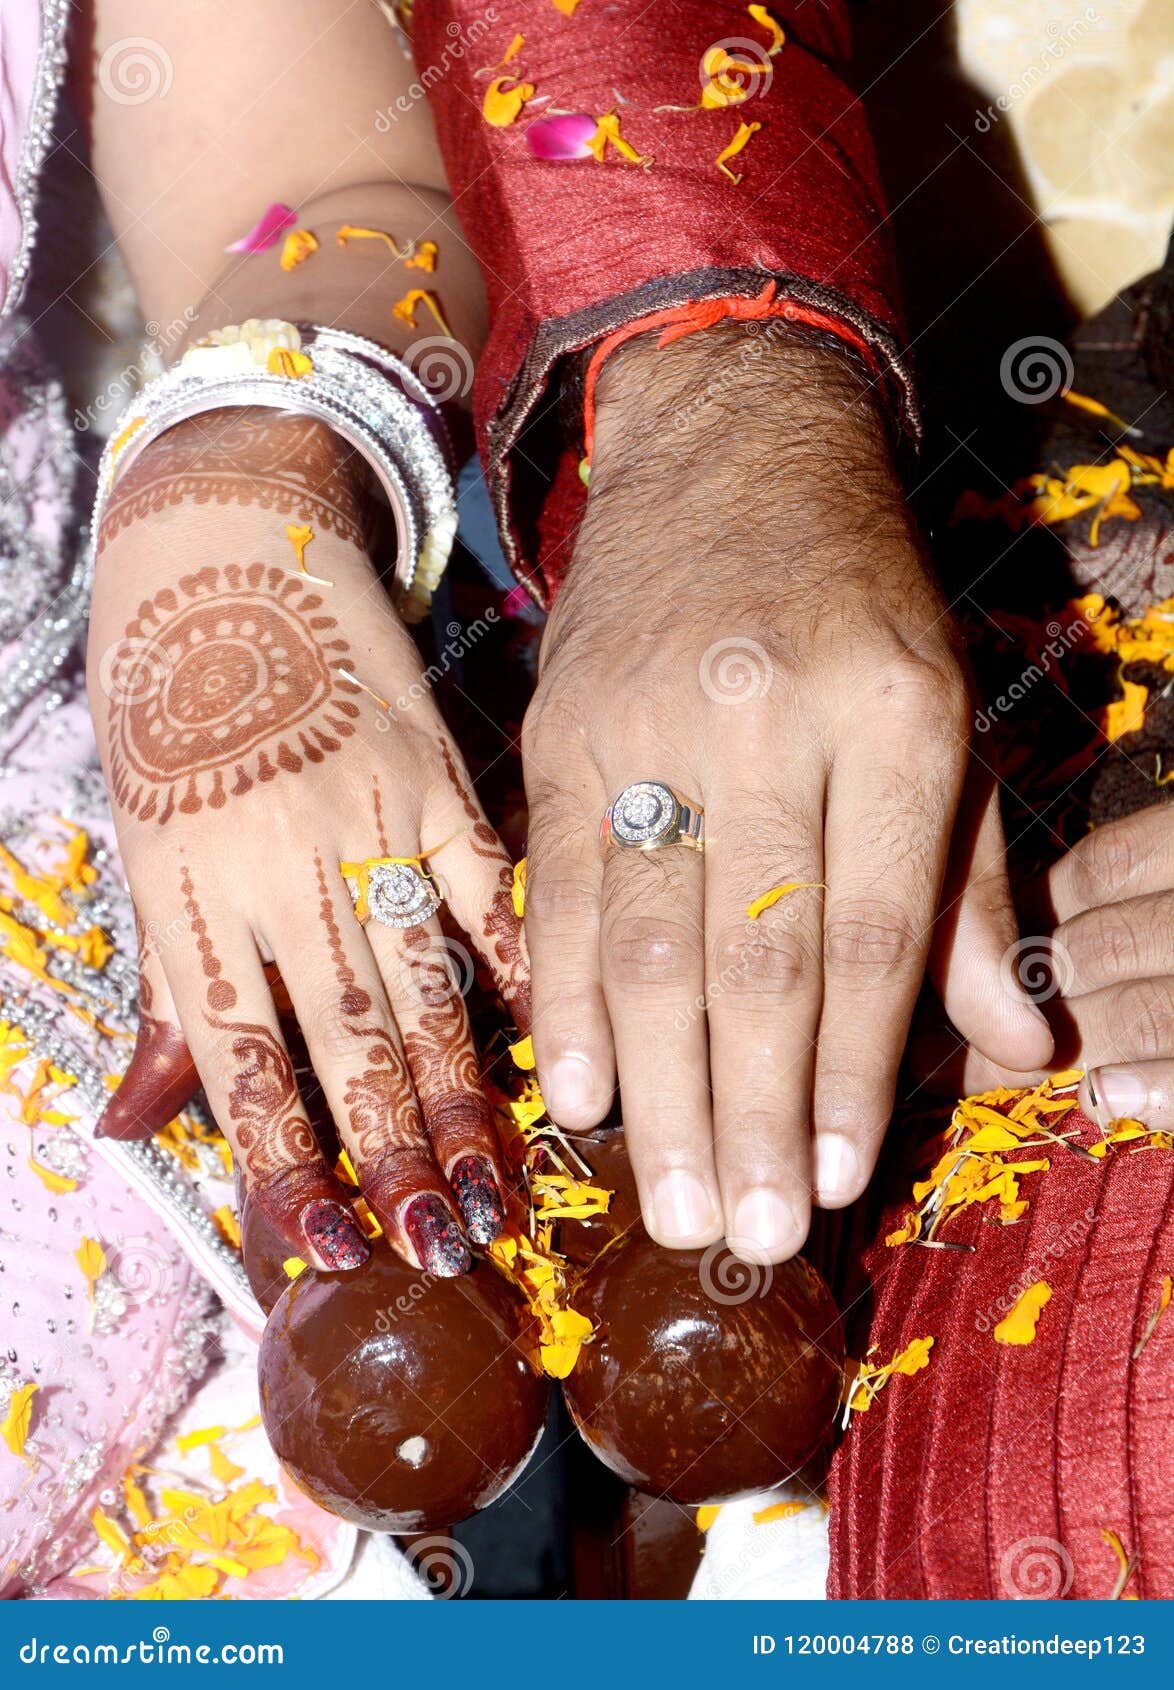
[0,0,43,315]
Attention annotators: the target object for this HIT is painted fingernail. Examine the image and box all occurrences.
[96,1015,200,1141]
[650,1169,719,1244]
[1087,1066,1149,1129]
[299,1199,371,1271]
[449,1155,506,1245]
[545,1055,595,1123]
[404,1194,472,1277]
[731,1187,804,1260]
[813,1133,861,1207]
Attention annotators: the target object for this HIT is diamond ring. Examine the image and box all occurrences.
[601,781,704,852]
[339,857,442,929]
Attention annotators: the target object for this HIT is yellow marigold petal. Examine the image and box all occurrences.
[551,0,580,14]
[176,1425,226,1455]
[1,1382,37,1462]
[1048,1068,1084,1088]
[696,1504,721,1531]
[76,1237,106,1285]
[588,111,649,165]
[336,224,403,255]
[1133,1272,1172,1359]
[267,346,313,378]
[123,1473,153,1529]
[279,228,318,272]
[1102,679,1148,743]
[391,288,454,336]
[510,1033,535,1070]
[27,1154,77,1194]
[210,1205,240,1249]
[993,1280,1052,1345]
[512,857,527,918]
[483,76,536,127]
[92,1506,139,1566]
[884,1211,921,1247]
[746,880,823,919]
[283,1256,307,1280]
[405,240,438,272]
[208,1444,247,1485]
[753,1499,811,1524]
[748,4,786,52]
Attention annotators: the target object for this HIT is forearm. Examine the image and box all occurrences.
[78,3,486,362]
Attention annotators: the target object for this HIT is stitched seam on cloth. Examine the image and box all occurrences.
[483,267,919,607]
[2,0,71,322]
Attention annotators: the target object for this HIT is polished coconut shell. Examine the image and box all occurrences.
[259,1250,550,1531]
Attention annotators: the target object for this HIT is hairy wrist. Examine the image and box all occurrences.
[590,320,891,475]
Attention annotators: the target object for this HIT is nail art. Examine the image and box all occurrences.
[404,1194,472,1277]
[299,1199,371,1270]
[449,1155,506,1245]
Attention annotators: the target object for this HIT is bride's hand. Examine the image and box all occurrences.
[89,409,528,1277]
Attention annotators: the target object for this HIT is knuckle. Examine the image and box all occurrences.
[603,911,701,988]
[709,921,813,999]
[824,901,921,980]
[526,868,598,925]
[1108,980,1174,1063]
[878,652,967,731]
[1067,823,1142,907]
[1066,907,1144,985]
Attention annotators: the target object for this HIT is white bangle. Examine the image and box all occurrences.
[89,320,458,622]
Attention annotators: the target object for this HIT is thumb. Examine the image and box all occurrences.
[929,775,1055,1072]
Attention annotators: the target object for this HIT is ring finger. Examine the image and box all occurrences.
[598,774,722,1249]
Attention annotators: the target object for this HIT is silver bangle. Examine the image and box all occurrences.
[88,322,458,622]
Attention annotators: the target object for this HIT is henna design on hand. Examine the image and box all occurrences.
[437,743,531,1029]
[312,854,420,1165]
[102,412,367,546]
[105,564,362,824]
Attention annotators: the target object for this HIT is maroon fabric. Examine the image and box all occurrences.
[415,0,912,604]
[828,1108,1174,1599]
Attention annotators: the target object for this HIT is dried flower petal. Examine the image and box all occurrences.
[746,880,822,919]
[279,229,318,272]
[267,347,313,378]
[226,203,296,254]
[484,75,536,127]
[405,240,438,272]
[748,4,786,53]
[1,1382,37,1463]
[716,120,761,182]
[588,111,650,166]
[993,1280,1051,1345]
[391,288,454,336]
[527,112,598,160]
[512,858,527,918]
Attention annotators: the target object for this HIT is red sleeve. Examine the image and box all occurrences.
[414,0,915,605]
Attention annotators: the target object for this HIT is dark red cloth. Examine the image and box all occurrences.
[828,1109,1174,1599]
[415,0,913,605]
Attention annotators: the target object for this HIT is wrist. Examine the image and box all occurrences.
[590,320,891,476]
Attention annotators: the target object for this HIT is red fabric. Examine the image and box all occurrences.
[828,1109,1174,1599]
[414,1,912,605]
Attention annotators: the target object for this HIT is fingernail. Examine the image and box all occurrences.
[650,1169,719,1244]
[299,1199,371,1271]
[404,1194,472,1277]
[545,1055,595,1122]
[449,1155,505,1245]
[731,1187,804,1259]
[813,1134,861,1207]
[1087,1066,1149,1129]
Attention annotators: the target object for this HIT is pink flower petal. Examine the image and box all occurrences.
[526,114,597,161]
[226,203,298,254]
[502,584,532,617]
